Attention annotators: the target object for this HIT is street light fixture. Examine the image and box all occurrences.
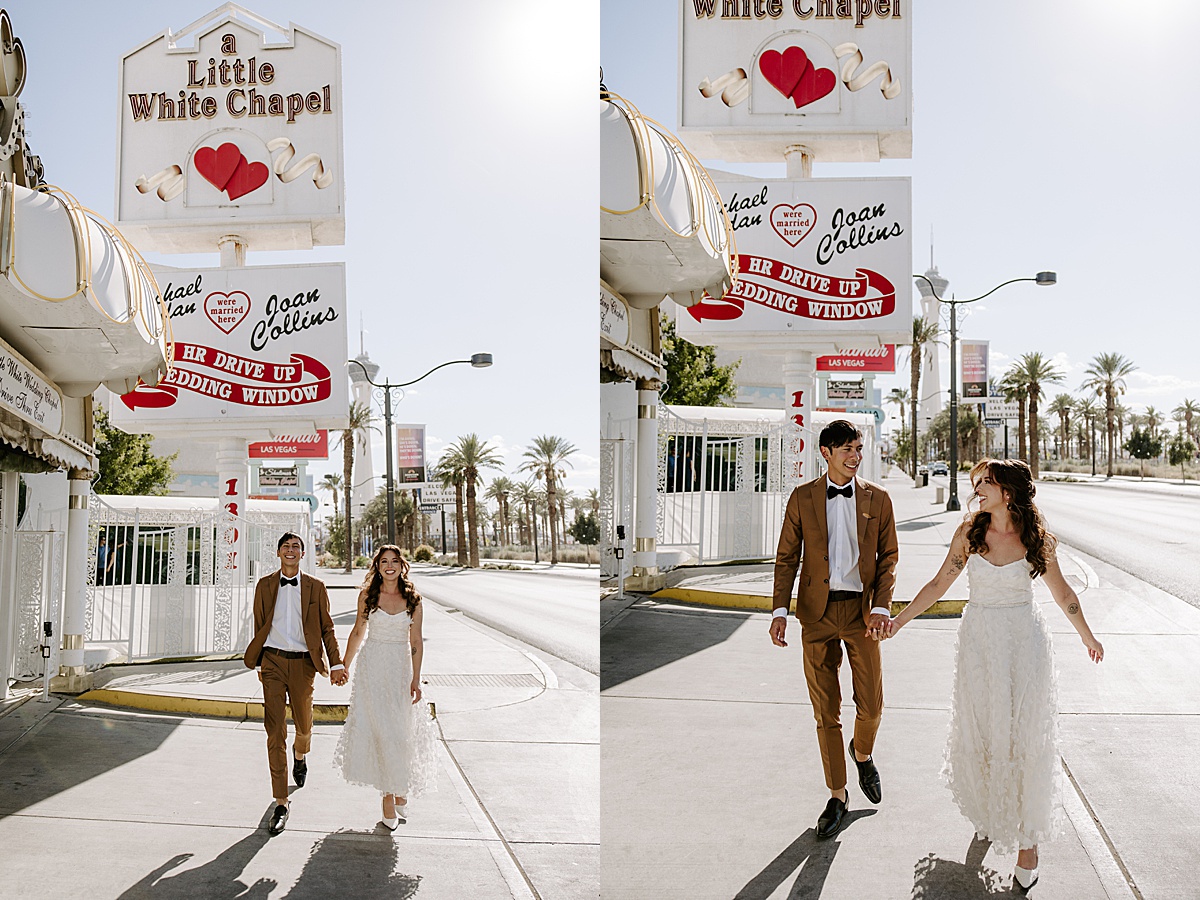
[912,271,1056,511]
[348,353,493,545]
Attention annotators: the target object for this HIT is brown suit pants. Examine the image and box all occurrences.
[801,598,884,791]
[261,649,316,800]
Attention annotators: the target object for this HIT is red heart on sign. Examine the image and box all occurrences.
[770,203,818,247]
[792,63,836,108]
[204,291,252,335]
[224,156,269,201]
[194,142,242,192]
[759,46,808,100]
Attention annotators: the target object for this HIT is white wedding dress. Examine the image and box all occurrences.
[334,608,439,799]
[943,554,1061,853]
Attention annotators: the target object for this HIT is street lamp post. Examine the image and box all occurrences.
[348,353,493,545]
[912,271,1056,511]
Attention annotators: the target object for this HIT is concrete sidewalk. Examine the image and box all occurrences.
[1,570,598,900]
[601,471,1197,899]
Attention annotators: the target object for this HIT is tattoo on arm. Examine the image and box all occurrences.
[1067,603,1079,615]
[950,555,965,572]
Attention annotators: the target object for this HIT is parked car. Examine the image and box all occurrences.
[931,461,949,476]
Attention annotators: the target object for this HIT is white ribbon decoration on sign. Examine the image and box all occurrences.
[698,68,750,107]
[834,42,902,100]
[134,165,185,202]
[267,138,334,189]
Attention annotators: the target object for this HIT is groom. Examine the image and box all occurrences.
[769,420,898,839]
[243,532,346,835]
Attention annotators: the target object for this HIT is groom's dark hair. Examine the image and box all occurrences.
[277,531,305,552]
[819,420,861,450]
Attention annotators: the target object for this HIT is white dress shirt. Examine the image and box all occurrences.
[774,476,891,620]
[262,573,344,670]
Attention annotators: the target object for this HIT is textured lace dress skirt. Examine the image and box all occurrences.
[943,555,1061,852]
[334,609,439,799]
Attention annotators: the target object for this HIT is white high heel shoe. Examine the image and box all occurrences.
[382,797,399,831]
[1014,864,1038,891]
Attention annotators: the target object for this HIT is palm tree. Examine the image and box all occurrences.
[519,435,578,564]
[442,434,503,567]
[587,487,599,517]
[1010,353,1063,480]
[1173,398,1200,445]
[1114,402,1131,458]
[513,479,539,549]
[317,473,343,525]
[886,387,910,470]
[332,401,377,572]
[1080,353,1137,477]
[1076,396,1100,466]
[557,487,575,546]
[1000,367,1030,462]
[433,453,467,566]
[485,476,516,546]
[1047,394,1074,461]
[900,317,941,481]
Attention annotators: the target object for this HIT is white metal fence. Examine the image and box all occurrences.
[85,497,308,662]
[11,531,64,682]
[656,405,802,564]
[599,436,634,578]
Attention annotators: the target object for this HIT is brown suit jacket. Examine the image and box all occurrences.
[772,475,899,625]
[242,570,343,675]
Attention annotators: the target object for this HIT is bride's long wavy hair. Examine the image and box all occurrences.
[965,459,1056,579]
[360,544,421,616]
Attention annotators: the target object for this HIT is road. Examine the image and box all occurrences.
[409,565,599,674]
[934,475,1200,607]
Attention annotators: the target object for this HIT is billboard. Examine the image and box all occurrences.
[816,344,895,373]
[248,431,329,459]
[395,424,426,486]
[111,262,348,435]
[116,9,344,252]
[827,380,865,401]
[679,1,912,161]
[259,465,298,487]
[960,341,989,401]
[676,176,910,344]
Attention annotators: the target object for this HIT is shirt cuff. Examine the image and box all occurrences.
[330,663,345,670]
[772,607,788,619]
[870,606,891,618]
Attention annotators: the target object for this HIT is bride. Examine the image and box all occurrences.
[335,545,438,828]
[885,459,1103,891]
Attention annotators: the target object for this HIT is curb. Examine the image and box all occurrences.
[651,587,966,617]
[78,688,348,723]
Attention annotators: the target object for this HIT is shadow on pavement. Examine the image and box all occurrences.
[282,830,420,899]
[0,708,176,820]
[600,606,750,691]
[910,836,1019,899]
[733,812,876,900]
[117,831,274,899]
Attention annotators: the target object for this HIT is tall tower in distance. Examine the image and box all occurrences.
[348,336,379,526]
[914,264,947,441]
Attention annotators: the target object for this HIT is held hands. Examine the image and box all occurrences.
[410,678,422,704]
[867,612,895,641]
[331,667,349,686]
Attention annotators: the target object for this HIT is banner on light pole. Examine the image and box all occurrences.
[960,341,989,401]
[395,424,426,487]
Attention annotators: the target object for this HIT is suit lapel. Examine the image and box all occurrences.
[264,577,281,630]
[812,476,829,547]
[299,573,312,627]
[855,477,872,554]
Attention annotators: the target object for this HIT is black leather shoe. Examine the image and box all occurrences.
[849,739,882,804]
[293,754,307,788]
[268,803,289,835]
[816,795,848,839]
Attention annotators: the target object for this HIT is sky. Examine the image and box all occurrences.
[602,0,1200,437]
[9,0,598,519]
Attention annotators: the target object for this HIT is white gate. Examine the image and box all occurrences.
[657,405,802,564]
[599,436,634,578]
[85,497,308,662]
[11,531,65,682]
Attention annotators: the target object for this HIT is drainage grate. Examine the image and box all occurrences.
[423,674,543,688]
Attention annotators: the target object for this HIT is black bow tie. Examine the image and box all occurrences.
[827,484,853,500]
[280,576,298,587]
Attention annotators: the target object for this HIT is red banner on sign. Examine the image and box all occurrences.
[120,350,332,410]
[816,345,897,373]
[248,431,329,460]
[688,254,896,323]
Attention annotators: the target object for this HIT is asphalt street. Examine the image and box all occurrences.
[932,475,1200,608]
[410,566,599,675]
